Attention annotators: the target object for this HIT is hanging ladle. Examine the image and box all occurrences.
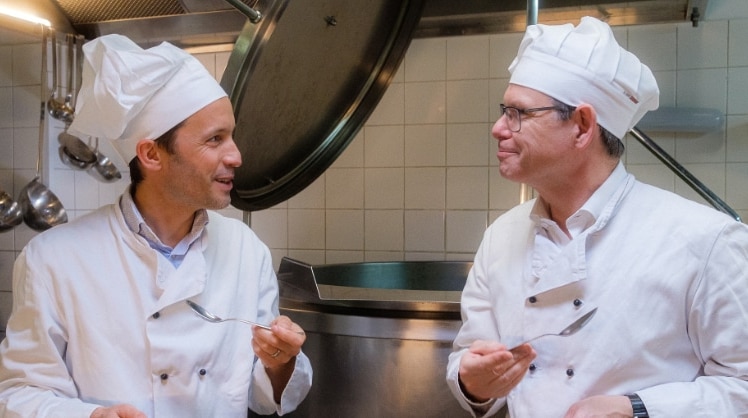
[62,33,75,117]
[19,26,68,231]
[58,34,96,170]
[87,138,122,183]
[0,189,23,232]
[47,30,74,124]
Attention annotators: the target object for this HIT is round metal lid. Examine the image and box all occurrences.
[221,0,424,211]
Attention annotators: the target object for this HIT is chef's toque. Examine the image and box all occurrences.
[508,16,659,139]
[68,34,228,164]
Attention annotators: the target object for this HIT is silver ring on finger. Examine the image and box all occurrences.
[271,349,281,358]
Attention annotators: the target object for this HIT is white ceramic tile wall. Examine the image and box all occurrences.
[3,16,748,327]
[253,17,748,267]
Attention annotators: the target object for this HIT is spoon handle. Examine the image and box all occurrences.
[225,318,305,335]
[508,333,554,351]
[226,318,273,330]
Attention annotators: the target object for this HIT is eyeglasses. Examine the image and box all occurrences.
[499,104,573,132]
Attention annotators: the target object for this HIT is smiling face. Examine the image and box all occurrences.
[159,97,241,212]
[492,84,578,189]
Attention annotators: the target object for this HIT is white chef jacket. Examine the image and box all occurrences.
[0,197,312,417]
[446,163,748,417]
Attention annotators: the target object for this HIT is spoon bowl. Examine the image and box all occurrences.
[509,307,597,351]
[186,300,304,334]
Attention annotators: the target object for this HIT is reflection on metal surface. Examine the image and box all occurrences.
[263,257,483,417]
[277,257,468,316]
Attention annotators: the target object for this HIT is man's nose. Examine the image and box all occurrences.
[492,116,511,140]
[225,138,242,167]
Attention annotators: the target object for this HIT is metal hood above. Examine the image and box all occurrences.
[15,0,707,47]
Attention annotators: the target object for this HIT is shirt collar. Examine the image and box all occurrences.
[119,187,209,255]
[530,161,628,238]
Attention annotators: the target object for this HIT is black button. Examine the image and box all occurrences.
[529,363,536,372]
[528,296,537,304]
[199,369,207,376]
[160,373,168,380]
[152,312,160,319]
[573,299,583,307]
[566,368,574,377]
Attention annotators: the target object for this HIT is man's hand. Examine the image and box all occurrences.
[458,340,536,402]
[90,404,146,418]
[251,315,306,402]
[564,395,633,418]
[251,315,305,368]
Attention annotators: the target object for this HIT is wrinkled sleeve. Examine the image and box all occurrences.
[247,244,312,416]
[0,247,100,418]
[446,228,507,418]
[635,222,748,417]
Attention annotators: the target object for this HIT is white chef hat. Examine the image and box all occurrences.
[68,34,228,164]
[508,16,659,139]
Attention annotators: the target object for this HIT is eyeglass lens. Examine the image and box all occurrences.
[501,106,521,132]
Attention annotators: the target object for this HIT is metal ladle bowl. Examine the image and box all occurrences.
[0,189,23,232]
[58,131,97,170]
[86,137,122,183]
[17,177,68,231]
[88,149,122,183]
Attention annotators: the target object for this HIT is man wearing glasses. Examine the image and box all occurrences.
[446,16,748,417]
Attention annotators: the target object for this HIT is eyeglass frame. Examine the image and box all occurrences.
[499,104,576,132]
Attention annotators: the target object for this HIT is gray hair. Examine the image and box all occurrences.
[551,99,624,158]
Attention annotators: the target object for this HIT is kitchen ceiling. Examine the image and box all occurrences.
[6,0,707,48]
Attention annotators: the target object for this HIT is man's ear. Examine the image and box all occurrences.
[572,104,597,149]
[134,139,161,170]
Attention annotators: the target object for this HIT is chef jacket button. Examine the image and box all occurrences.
[573,299,583,307]
[566,368,574,377]
[160,373,168,381]
[199,369,207,376]
[529,363,536,372]
[528,296,537,304]
[152,312,160,319]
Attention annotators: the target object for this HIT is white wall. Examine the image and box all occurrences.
[2,14,748,328]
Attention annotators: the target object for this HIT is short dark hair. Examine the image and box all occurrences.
[128,121,184,193]
[551,99,624,158]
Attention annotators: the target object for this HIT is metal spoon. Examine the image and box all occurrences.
[186,300,304,334]
[509,307,597,350]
